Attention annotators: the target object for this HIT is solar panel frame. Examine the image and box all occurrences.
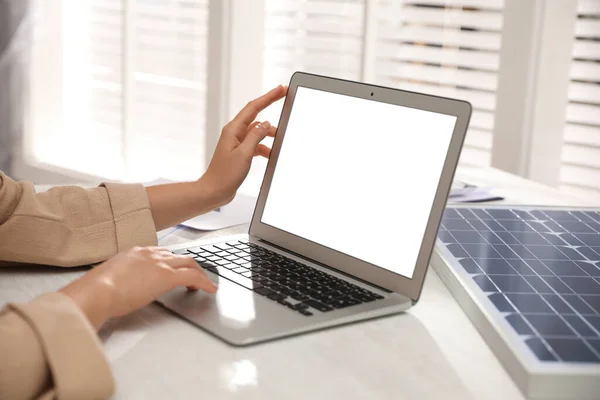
[432,204,600,400]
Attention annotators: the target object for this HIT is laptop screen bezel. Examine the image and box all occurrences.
[249,72,471,302]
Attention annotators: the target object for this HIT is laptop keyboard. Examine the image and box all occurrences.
[173,240,385,316]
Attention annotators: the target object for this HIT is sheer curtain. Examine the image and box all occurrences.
[0,0,31,174]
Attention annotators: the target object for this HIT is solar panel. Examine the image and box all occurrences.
[432,205,600,400]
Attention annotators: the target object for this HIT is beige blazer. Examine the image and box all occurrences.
[0,172,158,399]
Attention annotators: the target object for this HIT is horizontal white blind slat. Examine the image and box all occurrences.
[378,6,503,31]
[376,24,501,51]
[376,42,499,71]
[399,0,504,10]
[577,0,600,15]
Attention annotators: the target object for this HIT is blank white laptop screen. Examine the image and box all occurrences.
[261,86,457,279]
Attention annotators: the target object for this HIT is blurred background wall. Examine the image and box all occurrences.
[0,0,30,174]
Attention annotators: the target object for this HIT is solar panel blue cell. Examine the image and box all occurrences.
[524,276,554,293]
[545,261,589,276]
[477,258,518,275]
[544,221,566,233]
[543,295,575,314]
[482,220,507,232]
[576,261,600,277]
[559,221,596,234]
[564,315,597,337]
[582,296,600,314]
[561,277,600,295]
[543,210,580,222]
[495,231,520,244]
[451,231,488,244]
[463,244,503,260]
[512,209,536,221]
[520,259,554,276]
[468,219,489,230]
[574,234,600,247]
[588,339,600,356]
[587,221,600,233]
[471,208,493,220]
[437,230,456,244]
[564,295,597,315]
[488,293,515,312]
[444,219,473,231]
[573,246,600,261]
[524,314,575,337]
[526,245,570,260]
[586,212,600,223]
[506,293,554,313]
[587,316,600,332]
[458,258,482,274]
[489,275,536,293]
[446,244,469,258]
[506,314,534,335]
[478,231,505,244]
[443,209,463,219]
[544,338,600,362]
[474,275,498,292]
[492,244,519,258]
[556,246,587,261]
[507,245,537,260]
[539,233,568,245]
[530,210,548,220]
[560,233,584,246]
[525,338,557,361]
[572,211,595,223]
[510,232,551,245]
[498,220,536,232]
[542,277,575,294]
[487,209,519,220]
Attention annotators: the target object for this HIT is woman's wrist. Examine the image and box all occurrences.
[60,277,115,330]
[194,176,234,210]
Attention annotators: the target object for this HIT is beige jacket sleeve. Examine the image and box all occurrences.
[0,171,157,267]
[0,172,159,399]
[0,293,115,400]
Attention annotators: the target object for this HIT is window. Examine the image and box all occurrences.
[19,0,600,202]
[374,0,504,167]
[559,0,600,200]
[262,0,503,169]
[27,0,209,182]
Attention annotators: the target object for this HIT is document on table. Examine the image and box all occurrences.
[449,181,504,203]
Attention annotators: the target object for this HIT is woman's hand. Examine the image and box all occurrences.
[199,85,287,204]
[60,247,217,330]
[146,85,287,230]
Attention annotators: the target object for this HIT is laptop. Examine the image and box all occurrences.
[158,72,472,346]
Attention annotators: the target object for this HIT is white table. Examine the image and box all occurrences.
[1,167,595,399]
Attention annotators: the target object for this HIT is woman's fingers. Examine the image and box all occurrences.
[254,144,271,158]
[176,268,218,293]
[247,121,260,132]
[240,121,272,156]
[232,85,287,126]
[162,256,218,293]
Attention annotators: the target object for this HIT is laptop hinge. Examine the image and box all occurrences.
[256,239,392,293]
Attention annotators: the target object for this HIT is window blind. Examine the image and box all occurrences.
[559,0,600,200]
[374,0,504,167]
[262,0,365,122]
[253,0,366,187]
[33,0,208,181]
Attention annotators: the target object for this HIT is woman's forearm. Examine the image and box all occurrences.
[145,178,229,231]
